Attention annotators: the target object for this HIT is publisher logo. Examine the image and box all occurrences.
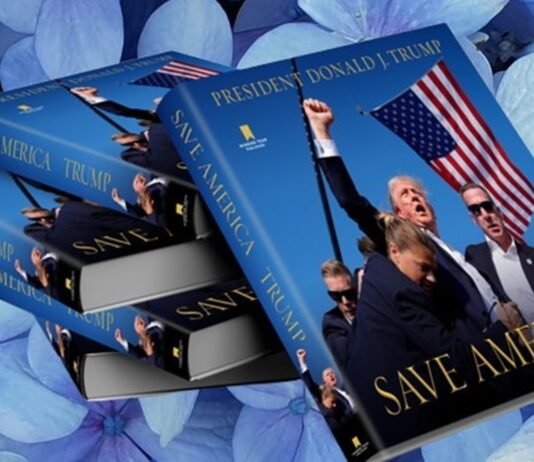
[239,124,255,141]
[238,124,267,151]
[350,435,370,457]
[17,104,44,115]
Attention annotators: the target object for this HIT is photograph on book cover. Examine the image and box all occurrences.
[159,24,534,459]
[0,52,229,218]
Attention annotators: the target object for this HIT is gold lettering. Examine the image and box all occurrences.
[374,376,402,416]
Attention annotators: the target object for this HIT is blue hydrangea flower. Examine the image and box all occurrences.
[137,0,233,66]
[420,410,523,462]
[486,414,534,461]
[228,381,345,462]
[238,0,508,68]
[0,315,205,460]
[495,51,534,157]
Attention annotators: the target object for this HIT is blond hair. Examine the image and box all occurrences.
[321,259,351,279]
[379,212,435,253]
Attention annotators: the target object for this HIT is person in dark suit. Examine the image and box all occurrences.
[115,315,164,368]
[302,98,524,343]
[45,322,78,383]
[320,259,357,366]
[70,86,188,178]
[296,348,355,420]
[346,213,523,446]
[14,246,59,296]
[22,199,174,262]
[320,387,348,430]
[111,173,196,240]
[461,183,534,325]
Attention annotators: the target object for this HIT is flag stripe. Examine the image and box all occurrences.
[414,85,531,232]
[414,80,532,225]
[165,61,219,76]
[438,62,534,198]
[371,59,533,238]
[430,64,534,207]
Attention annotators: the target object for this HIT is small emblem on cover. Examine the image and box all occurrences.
[239,124,255,141]
[172,346,181,359]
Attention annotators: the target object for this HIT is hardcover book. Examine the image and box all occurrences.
[0,170,238,312]
[0,244,295,387]
[35,317,296,400]
[159,24,534,460]
[0,52,229,217]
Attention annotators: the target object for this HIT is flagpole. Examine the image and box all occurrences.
[10,174,41,209]
[290,58,343,262]
[56,80,130,133]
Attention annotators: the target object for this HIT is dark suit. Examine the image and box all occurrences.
[94,99,191,181]
[301,369,353,419]
[127,321,164,368]
[322,307,352,366]
[24,201,174,263]
[347,253,507,446]
[465,241,534,300]
[319,156,506,342]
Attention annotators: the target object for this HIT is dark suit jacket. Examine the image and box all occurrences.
[95,99,159,123]
[319,156,505,342]
[465,241,534,299]
[300,369,352,418]
[24,201,173,263]
[347,253,506,446]
[322,307,352,367]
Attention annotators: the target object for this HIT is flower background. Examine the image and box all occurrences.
[0,0,533,460]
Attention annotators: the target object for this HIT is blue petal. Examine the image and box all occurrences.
[228,381,306,409]
[495,52,534,157]
[127,394,241,461]
[26,324,85,405]
[299,0,508,40]
[139,390,199,446]
[0,22,27,62]
[137,0,233,66]
[234,0,303,32]
[292,412,345,461]
[297,0,367,41]
[0,352,87,443]
[233,406,303,462]
[0,302,34,343]
[487,415,534,461]
[0,37,49,90]
[421,410,523,462]
[237,23,349,68]
[34,0,123,79]
[0,453,28,462]
[457,36,494,93]
[0,0,42,34]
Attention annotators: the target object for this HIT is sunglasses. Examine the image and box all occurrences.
[467,200,495,216]
[327,288,358,303]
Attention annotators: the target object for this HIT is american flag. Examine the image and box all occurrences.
[371,60,534,241]
[130,60,219,88]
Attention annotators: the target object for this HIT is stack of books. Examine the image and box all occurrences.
[1,24,533,461]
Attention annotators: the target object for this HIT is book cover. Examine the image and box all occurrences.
[159,24,534,460]
[35,316,296,400]
[0,170,239,311]
[0,52,230,217]
[0,221,294,385]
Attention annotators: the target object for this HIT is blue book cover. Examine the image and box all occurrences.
[159,24,534,460]
[0,169,237,312]
[0,52,229,216]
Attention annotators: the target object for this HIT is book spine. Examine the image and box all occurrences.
[159,92,380,460]
[0,245,200,379]
[0,114,199,219]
